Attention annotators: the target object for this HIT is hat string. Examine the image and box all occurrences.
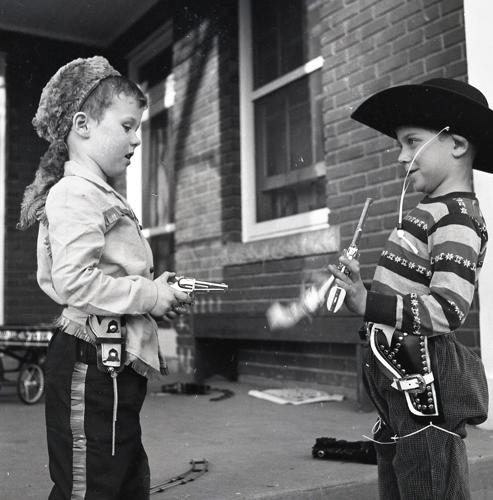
[397,126,450,254]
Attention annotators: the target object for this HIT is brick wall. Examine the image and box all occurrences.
[161,0,479,396]
[169,1,241,369]
[320,0,479,352]
[322,0,467,275]
[0,31,97,324]
[185,0,478,397]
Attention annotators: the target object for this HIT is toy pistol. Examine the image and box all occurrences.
[266,197,372,330]
[170,276,228,295]
[325,197,373,312]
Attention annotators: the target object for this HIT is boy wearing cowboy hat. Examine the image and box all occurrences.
[18,56,192,499]
[328,78,491,499]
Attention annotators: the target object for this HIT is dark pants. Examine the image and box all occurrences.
[45,330,150,500]
[364,334,488,500]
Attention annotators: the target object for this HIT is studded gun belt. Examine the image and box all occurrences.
[368,323,440,420]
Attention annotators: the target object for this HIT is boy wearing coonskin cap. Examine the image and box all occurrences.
[328,78,491,499]
[18,56,192,499]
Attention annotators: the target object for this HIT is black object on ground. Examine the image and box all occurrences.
[160,382,234,402]
[312,437,377,465]
[150,458,209,495]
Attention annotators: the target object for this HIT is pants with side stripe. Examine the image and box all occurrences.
[45,330,150,500]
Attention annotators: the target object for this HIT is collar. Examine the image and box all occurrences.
[63,160,134,212]
[421,191,477,204]
[64,160,114,193]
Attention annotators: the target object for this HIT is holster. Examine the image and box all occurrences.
[87,315,126,374]
[366,322,440,421]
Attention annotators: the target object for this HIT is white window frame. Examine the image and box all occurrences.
[127,21,175,238]
[238,0,328,242]
[0,53,5,324]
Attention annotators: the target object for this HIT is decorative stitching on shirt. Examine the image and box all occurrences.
[382,250,432,278]
[410,293,421,335]
[447,299,465,321]
[404,215,428,231]
[431,252,476,271]
[454,197,487,236]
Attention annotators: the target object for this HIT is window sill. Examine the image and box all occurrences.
[224,225,339,265]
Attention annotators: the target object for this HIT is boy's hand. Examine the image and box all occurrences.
[327,255,367,317]
[150,271,193,319]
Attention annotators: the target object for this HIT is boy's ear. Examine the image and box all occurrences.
[72,112,90,138]
[450,133,472,159]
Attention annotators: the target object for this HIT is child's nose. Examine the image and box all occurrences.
[130,131,141,147]
[397,148,411,164]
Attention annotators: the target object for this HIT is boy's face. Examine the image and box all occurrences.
[395,126,455,197]
[86,93,144,179]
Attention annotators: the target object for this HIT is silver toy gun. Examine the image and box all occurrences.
[266,197,373,330]
[170,276,228,294]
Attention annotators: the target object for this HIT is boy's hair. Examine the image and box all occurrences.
[81,75,147,122]
[17,57,146,231]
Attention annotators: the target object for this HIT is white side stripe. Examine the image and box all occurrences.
[70,362,88,500]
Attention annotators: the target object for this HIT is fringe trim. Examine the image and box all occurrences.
[125,352,163,379]
[55,315,95,344]
[56,314,167,380]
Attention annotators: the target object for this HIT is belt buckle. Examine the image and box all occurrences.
[393,374,426,394]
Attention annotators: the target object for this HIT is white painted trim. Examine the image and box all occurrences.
[251,56,324,101]
[0,53,5,324]
[141,223,175,239]
[245,208,329,242]
[463,0,493,430]
[238,0,328,242]
[239,0,255,242]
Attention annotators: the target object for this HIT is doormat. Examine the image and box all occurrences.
[248,388,344,405]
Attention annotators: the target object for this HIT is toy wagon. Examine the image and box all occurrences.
[0,325,53,404]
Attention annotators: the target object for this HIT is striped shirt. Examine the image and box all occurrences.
[364,192,488,337]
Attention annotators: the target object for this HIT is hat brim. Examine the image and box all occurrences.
[351,84,493,173]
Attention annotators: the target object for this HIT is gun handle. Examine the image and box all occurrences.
[325,262,349,313]
[326,285,346,313]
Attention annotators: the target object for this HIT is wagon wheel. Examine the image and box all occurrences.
[17,363,45,404]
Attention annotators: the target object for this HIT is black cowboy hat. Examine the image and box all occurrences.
[351,78,493,173]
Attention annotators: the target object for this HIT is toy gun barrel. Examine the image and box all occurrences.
[349,197,373,249]
[171,277,228,293]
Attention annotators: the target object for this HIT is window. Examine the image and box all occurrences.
[127,23,174,233]
[128,23,175,274]
[239,0,327,241]
[0,53,5,323]
[138,49,174,230]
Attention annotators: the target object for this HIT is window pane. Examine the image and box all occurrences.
[257,179,326,221]
[255,91,286,177]
[254,71,324,222]
[142,109,174,228]
[138,47,172,89]
[251,0,306,88]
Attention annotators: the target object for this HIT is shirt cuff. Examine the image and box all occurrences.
[364,290,397,326]
[148,281,160,314]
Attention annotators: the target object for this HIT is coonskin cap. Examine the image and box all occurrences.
[32,55,121,143]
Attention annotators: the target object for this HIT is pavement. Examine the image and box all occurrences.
[2,373,493,500]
